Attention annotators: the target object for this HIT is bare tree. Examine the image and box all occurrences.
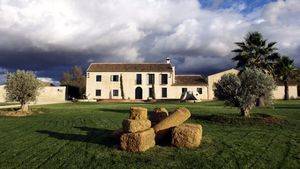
[60,66,86,99]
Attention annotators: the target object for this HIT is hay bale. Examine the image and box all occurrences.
[120,128,155,152]
[153,107,191,133]
[122,119,151,133]
[129,107,148,120]
[171,123,202,148]
[149,107,169,125]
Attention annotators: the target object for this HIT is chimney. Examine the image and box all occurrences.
[166,57,171,64]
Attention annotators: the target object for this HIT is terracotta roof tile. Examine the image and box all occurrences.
[87,63,173,72]
[174,75,207,86]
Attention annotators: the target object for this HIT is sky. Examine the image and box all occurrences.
[0,0,299,84]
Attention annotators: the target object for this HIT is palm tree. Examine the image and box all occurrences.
[232,31,280,74]
[275,56,296,100]
[232,32,280,106]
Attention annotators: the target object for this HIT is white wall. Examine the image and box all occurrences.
[86,72,173,100]
[170,86,208,100]
[0,85,5,102]
[35,86,66,103]
[0,85,66,103]
[86,72,207,100]
[273,85,298,99]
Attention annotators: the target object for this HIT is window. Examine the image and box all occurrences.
[182,88,187,93]
[197,88,202,94]
[113,89,119,96]
[148,74,155,84]
[162,88,167,98]
[161,74,168,84]
[111,75,119,82]
[136,74,142,84]
[149,88,154,98]
[96,89,101,96]
[96,75,102,82]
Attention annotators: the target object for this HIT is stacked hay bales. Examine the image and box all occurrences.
[120,107,155,152]
[118,106,203,152]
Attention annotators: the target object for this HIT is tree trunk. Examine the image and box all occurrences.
[240,108,250,118]
[21,103,29,112]
[257,95,265,107]
[284,80,289,100]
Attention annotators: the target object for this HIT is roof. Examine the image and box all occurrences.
[87,63,173,72]
[174,75,207,86]
[208,68,239,77]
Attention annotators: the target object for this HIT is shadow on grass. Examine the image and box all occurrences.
[274,106,300,109]
[36,126,117,148]
[98,108,128,114]
[191,113,286,126]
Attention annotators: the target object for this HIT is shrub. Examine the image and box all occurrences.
[214,73,241,107]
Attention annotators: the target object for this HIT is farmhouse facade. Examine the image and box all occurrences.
[86,59,299,101]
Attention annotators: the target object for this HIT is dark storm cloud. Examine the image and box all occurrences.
[0,0,299,83]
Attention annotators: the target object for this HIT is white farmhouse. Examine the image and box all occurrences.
[86,58,299,101]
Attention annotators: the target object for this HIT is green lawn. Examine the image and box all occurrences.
[0,103,18,106]
[0,100,299,169]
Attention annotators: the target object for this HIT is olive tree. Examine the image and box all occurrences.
[5,70,41,112]
[214,69,276,117]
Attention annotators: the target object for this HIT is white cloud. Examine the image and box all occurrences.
[0,0,299,75]
[0,68,8,84]
[37,77,60,86]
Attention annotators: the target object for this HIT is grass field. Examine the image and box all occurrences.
[0,100,299,169]
[0,103,18,106]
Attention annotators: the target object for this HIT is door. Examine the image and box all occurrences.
[135,87,143,99]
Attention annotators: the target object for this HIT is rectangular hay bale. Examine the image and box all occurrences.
[171,123,202,148]
[122,119,151,133]
[129,107,148,120]
[120,128,155,152]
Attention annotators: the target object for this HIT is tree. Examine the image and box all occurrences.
[214,73,241,107]
[232,32,279,106]
[120,74,125,99]
[5,70,41,112]
[214,69,276,117]
[60,66,86,99]
[232,31,280,74]
[274,56,296,100]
